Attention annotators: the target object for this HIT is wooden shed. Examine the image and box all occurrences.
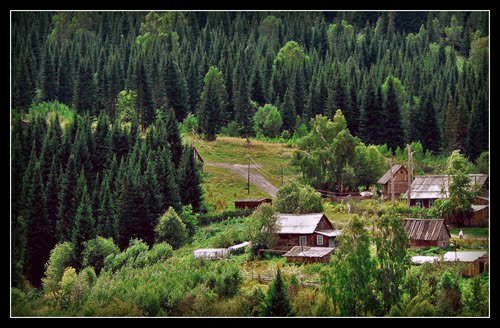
[274,213,340,250]
[283,246,335,264]
[235,198,272,210]
[444,205,489,227]
[404,218,451,247]
[377,164,409,199]
[443,251,488,277]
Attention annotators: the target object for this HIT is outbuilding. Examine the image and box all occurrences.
[235,198,273,210]
[404,218,451,247]
[283,246,335,264]
[377,164,409,199]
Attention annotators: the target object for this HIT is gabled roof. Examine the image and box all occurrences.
[235,198,272,202]
[283,246,334,258]
[377,164,405,184]
[406,174,488,200]
[315,229,341,237]
[404,218,451,241]
[472,205,488,212]
[275,213,325,234]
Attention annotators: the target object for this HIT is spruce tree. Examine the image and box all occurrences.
[281,87,296,133]
[444,95,458,152]
[383,77,404,150]
[165,60,190,121]
[178,146,203,212]
[71,179,96,268]
[420,97,441,153]
[263,268,293,317]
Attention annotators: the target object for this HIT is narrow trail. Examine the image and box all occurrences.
[206,162,278,197]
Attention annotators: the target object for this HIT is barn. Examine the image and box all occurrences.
[377,164,409,199]
[283,246,335,264]
[404,218,451,247]
[234,198,272,210]
[407,174,488,208]
[274,213,340,250]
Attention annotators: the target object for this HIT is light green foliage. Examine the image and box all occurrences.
[273,41,310,70]
[220,120,242,137]
[155,207,188,249]
[273,180,324,214]
[115,90,139,128]
[248,203,278,255]
[135,12,184,49]
[294,111,384,190]
[321,216,378,316]
[103,238,150,272]
[381,76,407,108]
[42,242,74,295]
[469,36,488,71]
[253,104,283,138]
[375,214,410,314]
[82,236,120,275]
[27,101,77,131]
[180,113,199,133]
[241,286,266,316]
[179,205,197,239]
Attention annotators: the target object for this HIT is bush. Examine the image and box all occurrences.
[147,243,173,264]
[82,237,120,275]
[179,205,198,239]
[180,113,199,133]
[103,239,149,273]
[220,120,242,137]
[197,208,253,226]
[155,207,188,249]
[42,242,74,295]
[273,180,324,214]
[280,130,291,140]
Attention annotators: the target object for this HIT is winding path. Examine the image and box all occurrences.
[206,162,278,197]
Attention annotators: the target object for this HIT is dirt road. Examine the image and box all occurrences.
[207,162,278,197]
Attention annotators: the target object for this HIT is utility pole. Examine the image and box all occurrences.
[281,164,284,186]
[390,156,395,201]
[247,155,250,195]
[407,144,413,207]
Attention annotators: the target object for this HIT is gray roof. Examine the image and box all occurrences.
[377,164,405,184]
[443,251,487,262]
[472,205,489,212]
[235,198,272,202]
[228,241,251,251]
[193,248,228,259]
[407,174,488,200]
[283,246,335,258]
[316,229,341,237]
[275,213,325,234]
[404,218,451,241]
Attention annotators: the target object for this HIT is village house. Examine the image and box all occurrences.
[411,251,488,277]
[274,213,340,250]
[377,164,410,199]
[406,174,488,208]
[404,218,451,247]
[283,246,335,264]
[234,198,272,210]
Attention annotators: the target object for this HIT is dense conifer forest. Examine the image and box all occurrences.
[11,11,489,317]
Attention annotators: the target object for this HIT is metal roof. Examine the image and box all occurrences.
[443,251,487,262]
[406,174,488,200]
[377,164,405,184]
[275,213,325,234]
[228,241,251,251]
[411,255,439,264]
[472,205,489,212]
[283,246,335,258]
[315,229,341,237]
[193,248,228,259]
[234,198,272,202]
[404,218,451,241]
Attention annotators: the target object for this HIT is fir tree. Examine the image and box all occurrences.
[263,268,293,317]
[71,179,96,268]
[178,146,203,212]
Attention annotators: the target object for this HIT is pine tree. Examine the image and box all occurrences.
[383,77,404,150]
[420,97,441,153]
[73,58,96,115]
[263,268,293,317]
[197,66,228,141]
[178,146,203,212]
[71,179,96,268]
[163,108,184,168]
[157,146,181,212]
[24,162,50,287]
[141,154,164,245]
[56,154,78,242]
[456,95,470,153]
[136,61,155,130]
[281,87,296,133]
[444,95,458,152]
[465,94,488,161]
[164,60,190,121]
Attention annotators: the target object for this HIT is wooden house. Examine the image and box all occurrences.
[444,205,489,227]
[377,164,409,199]
[235,198,272,210]
[443,251,488,277]
[404,218,451,247]
[283,246,334,264]
[406,174,488,208]
[274,213,340,250]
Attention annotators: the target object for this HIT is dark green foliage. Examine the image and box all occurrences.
[178,146,203,212]
[263,268,293,317]
[383,78,404,150]
[71,178,96,268]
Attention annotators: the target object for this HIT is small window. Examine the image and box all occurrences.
[316,235,324,246]
[299,236,307,246]
[429,199,435,207]
[416,199,422,207]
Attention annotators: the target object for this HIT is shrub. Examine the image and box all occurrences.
[281,130,291,140]
[273,180,324,214]
[220,120,242,137]
[197,208,253,226]
[103,239,149,272]
[147,243,174,264]
[253,104,282,138]
[42,242,74,295]
[155,207,188,249]
[82,237,120,275]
